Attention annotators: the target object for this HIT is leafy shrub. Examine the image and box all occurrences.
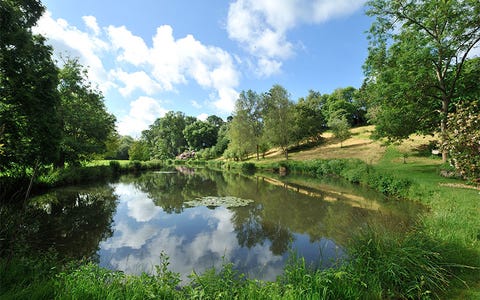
[367,172,412,197]
[144,160,165,170]
[206,160,224,170]
[340,160,370,184]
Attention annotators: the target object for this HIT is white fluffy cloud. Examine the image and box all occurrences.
[34,12,112,92]
[110,69,162,97]
[108,25,150,67]
[34,11,241,136]
[82,15,100,36]
[107,24,240,111]
[117,96,168,137]
[197,113,209,121]
[227,0,365,76]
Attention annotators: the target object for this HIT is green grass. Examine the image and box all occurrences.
[1,237,456,300]
[1,127,479,299]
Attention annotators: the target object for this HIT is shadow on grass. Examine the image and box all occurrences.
[288,138,325,153]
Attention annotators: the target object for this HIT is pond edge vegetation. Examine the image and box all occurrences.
[2,153,479,299]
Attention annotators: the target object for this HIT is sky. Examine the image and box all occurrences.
[34,0,372,137]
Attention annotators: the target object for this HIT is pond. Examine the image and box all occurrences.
[28,167,422,282]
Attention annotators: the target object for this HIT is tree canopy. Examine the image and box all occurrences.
[1,0,117,174]
[183,120,217,151]
[262,85,295,160]
[226,90,263,160]
[56,58,116,166]
[293,90,326,144]
[1,0,61,171]
[364,0,480,161]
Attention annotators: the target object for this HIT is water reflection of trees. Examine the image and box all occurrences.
[123,169,223,213]
[118,169,420,256]
[25,186,118,260]
[218,172,420,249]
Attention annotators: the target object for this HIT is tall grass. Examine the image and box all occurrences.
[348,225,450,299]
[1,232,452,300]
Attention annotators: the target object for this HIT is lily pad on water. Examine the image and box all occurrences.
[184,196,254,208]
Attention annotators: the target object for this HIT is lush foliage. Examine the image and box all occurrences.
[104,134,134,160]
[327,114,352,148]
[1,0,116,204]
[323,87,367,127]
[135,112,229,160]
[364,0,480,162]
[183,120,218,151]
[226,90,263,160]
[0,0,61,172]
[128,140,150,161]
[262,85,296,160]
[444,101,480,181]
[141,111,193,159]
[56,58,116,167]
[292,90,326,143]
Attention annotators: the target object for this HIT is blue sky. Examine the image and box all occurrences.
[34,0,372,137]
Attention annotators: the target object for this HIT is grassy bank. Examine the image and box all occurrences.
[0,233,456,299]
[1,127,479,299]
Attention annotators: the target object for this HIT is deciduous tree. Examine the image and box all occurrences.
[144,111,193,159]
[227,90,263,160]
[183,120,217,150]
[364,0,480,162]
[128,140,150,161]
[293,90,326,144]
[328,113,352,148]
[1,0,61,171]
[56,58,116,166]
[262,85,295,160]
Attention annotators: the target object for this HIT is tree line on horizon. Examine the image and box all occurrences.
[2,0,479,184]
[123,85,366,162]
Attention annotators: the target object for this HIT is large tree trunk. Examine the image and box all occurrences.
[440,97,449,163]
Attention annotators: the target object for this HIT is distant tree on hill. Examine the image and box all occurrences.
[293,90,326,144]
[262,85,295,160]
[328,113,352,148]
[323,87,367,127]
[227,90,263,160]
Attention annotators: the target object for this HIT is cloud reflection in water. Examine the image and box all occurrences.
[98,180,344,282]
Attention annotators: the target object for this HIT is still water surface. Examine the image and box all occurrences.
[29,167,421,281]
